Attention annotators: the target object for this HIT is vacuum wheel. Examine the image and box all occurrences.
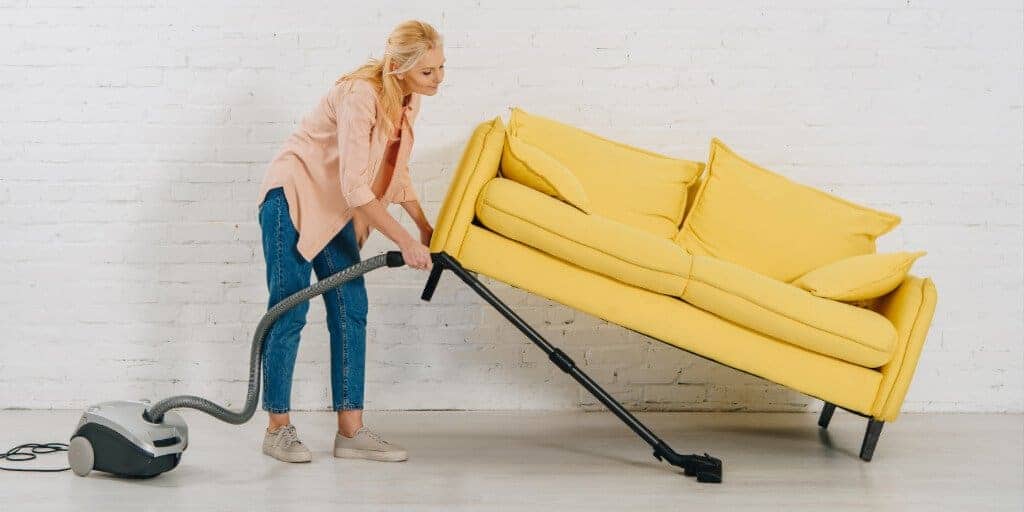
[68,436,94,477]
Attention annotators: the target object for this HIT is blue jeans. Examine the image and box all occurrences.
[258,187,367,414]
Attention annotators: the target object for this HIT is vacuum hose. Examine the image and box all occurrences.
[142,251,406,424]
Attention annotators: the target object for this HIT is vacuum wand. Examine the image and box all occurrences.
[69,251,405,478]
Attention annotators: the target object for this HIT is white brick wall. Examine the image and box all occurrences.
[1,1,1020,413]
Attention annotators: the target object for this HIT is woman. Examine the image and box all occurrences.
[254,20,444,463]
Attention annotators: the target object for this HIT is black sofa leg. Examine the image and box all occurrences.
[420,252,723,483]
[816,401,885,461]
[860,419,884,462]
[818,402,836,429]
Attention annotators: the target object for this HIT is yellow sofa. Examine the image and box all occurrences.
[425,113,938,477]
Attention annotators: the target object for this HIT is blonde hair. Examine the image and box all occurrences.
[335,20,443,141]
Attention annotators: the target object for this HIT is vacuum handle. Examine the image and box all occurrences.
[385,251,405,267]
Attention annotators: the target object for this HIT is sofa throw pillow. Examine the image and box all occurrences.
[675,138,902,282]
[791,251,927,301]
[500,131,592,214]
[507,107,703,239]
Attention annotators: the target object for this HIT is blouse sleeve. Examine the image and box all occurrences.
[336,82,377,208]
[392,163,419,203]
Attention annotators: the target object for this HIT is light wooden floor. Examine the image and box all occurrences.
[1,410,1020,511]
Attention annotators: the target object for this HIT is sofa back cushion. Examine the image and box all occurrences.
[507,107,703,239]
[791,251,927,302]
[500,131,592,214]
[675,138,901,282]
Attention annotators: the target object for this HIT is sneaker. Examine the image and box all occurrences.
[262,424,312,463]
[333,426,408,462]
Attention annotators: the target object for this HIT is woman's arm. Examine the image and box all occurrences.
[355,199,414,246]
[336,81,430,269]
[399,199,430,230]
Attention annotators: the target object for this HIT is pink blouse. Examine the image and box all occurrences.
[256,78,421,261]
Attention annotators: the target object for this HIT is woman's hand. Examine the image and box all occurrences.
[399,237,432,270]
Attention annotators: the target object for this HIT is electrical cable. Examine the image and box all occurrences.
[0,442,71,472]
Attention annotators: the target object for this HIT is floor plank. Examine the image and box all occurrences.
[1,410,1021,511]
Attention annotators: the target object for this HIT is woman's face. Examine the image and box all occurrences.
[394,46,445,96]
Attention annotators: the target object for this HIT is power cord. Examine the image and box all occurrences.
[0,442,71,472]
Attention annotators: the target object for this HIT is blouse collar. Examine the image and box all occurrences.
[399,93,421,140]
[404,92,421,123]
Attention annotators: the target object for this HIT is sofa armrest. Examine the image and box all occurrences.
[868,274,939,421]
[429,116,506,257]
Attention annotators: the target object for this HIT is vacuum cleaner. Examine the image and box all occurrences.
[67,249,722,483]
[67,251,406,478]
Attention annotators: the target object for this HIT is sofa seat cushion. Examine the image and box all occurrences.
[477,177,896,368]
[681,254,898,368]
[475,177,693,296]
